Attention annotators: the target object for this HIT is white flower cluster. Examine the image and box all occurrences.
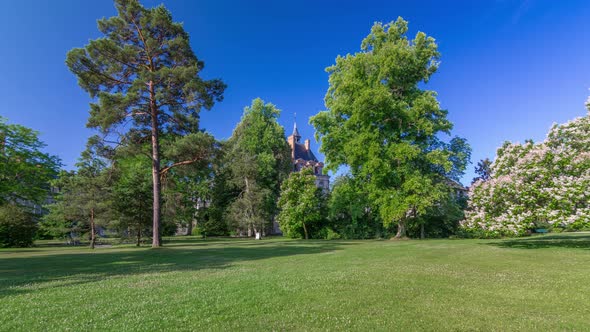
[462,110,590,236]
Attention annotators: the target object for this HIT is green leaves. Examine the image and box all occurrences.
[66,0,226,136]
[222,98,292,235]
[277,168,327,239]
[0,117,61,207]
[310,18,470,237]
[67,0,226,246]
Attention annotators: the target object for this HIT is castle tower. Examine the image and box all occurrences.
[286,121,329,190]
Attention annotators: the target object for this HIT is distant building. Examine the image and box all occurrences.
[286,122,329,190]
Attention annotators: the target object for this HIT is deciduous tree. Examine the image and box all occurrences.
[277,167,327,239]
[0,117,61,207]
[224,99,291,236]
[311,18,468,238]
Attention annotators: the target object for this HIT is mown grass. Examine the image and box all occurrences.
[1,234,589,331]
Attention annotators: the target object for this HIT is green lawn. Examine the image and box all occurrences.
[1,234,589,331]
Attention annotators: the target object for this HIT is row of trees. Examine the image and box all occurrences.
[2,1,474,247]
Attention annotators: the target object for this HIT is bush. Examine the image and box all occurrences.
[314,227,341,240]
[191,226,202,237]
[324,227,341,240]
[0,204,37,248]
[161,220,178,236]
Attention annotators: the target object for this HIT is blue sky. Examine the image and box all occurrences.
[1,0,589,184]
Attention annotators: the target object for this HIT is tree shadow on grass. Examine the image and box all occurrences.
[490,233,590,250]
[0,239,355,298]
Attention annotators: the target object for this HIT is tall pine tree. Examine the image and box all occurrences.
[66,0,225,247]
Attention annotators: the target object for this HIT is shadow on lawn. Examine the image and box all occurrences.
[491,233,590,250]
[0,239,353,298]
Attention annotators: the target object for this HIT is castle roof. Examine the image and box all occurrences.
[293,142,318,162]
[292,122,301,141]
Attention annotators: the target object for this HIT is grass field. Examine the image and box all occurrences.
[1,234,589,331]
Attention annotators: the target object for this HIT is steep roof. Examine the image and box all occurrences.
[292,122,301,141]
[293,142,318,162]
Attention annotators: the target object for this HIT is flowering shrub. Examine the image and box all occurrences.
[462,102,590,236]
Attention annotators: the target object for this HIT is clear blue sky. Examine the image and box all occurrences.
[1,0,589,184]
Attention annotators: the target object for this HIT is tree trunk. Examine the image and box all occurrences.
[90,207,96,249]
[394,219,406,238]
[186,218,193,236]
[302,217,308,240]
[420,223,425,239]
[149,81,162,248]
[136,223,141,247]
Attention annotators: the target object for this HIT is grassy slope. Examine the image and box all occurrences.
[1,234,589,331]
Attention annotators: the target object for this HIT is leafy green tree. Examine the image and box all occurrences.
[224,99,291,236]
[310,18,468,238]
[472,158,492,184]
[329,176,381,239]
[0,117,61,207]
[111,156,153,246]
[66,0,225,247]
[0,204,37,248]
[43,145,112,249]
[409,192,467,238]
[162,137,216,236]
[277,167,327,239]
[205,143,236,235]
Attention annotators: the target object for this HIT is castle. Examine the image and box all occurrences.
[286,123,329,190]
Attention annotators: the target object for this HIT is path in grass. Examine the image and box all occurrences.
[1,234,589,331]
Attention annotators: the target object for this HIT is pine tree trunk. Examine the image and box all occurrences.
[149,81,162,248]
[90,207,96,249]
[394,219,406,238]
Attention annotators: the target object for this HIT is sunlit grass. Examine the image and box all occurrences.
[1,234,589,331]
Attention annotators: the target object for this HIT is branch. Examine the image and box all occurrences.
[159,154,206,178]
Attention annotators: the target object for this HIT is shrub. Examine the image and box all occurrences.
[324,227,341,240]
[315,227,341,240]
[0,204,37,248]
[191,226,203,237]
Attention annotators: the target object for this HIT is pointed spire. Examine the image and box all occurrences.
[292,113,301,143]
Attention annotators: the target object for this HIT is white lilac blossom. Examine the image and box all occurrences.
[462,104,590,237]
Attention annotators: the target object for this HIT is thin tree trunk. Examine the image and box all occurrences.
[149,80,162,248]
[302,217,308,240]
[186,220,193,236]
[136,223,141,247]
[394,219,406,238]
[420,223,425,239]
[244,177,253,238]
[90,207,96,249]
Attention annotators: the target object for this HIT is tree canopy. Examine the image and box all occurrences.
[223,98,291,236]
[310,18,469,238]
[0,117,61,207]
[277,167,327,239]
